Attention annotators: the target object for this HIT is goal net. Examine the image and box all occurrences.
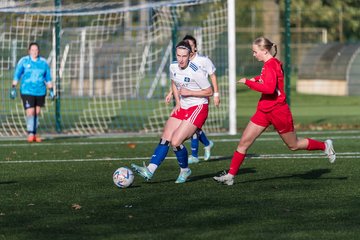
[0,0,231,136]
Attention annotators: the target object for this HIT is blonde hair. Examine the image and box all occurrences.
[253,37,277,57]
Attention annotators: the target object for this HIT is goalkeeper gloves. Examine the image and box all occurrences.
[9,85,17,99]
[48,88,55,100]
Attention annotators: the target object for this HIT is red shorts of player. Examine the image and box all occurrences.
[250,103,294,134]
[171,104,208,129]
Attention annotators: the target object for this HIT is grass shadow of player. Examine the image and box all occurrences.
[239,169,347,184]
[0,181,18,185]
[189,167,257,183]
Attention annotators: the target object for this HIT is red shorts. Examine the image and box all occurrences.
[171,104,208,129]
[250,104,294,134]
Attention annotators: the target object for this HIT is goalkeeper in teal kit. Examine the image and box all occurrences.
[10,42,54,142]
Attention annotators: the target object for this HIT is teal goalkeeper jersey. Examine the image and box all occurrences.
[13,55,52,96]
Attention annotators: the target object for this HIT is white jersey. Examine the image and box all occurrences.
[170,61,211,109]
[191,53,216,78]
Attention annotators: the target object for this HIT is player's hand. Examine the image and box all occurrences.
[213,96,220,107]
[171,104,181,115]
[9,87,17,99]
[165,92,173,104]
[237,78,247,84]
[48,88,55,100]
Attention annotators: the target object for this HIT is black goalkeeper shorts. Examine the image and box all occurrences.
[21,94,46,110]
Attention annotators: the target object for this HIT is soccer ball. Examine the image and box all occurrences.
[113,167,134,188]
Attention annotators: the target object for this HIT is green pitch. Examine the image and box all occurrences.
[0,131,359,240]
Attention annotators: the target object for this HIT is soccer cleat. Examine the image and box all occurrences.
[27,134,35,143]
[213,171,234,186]
[175,169,192,184]
[34,135,42,143]
[324,139,336,163]
[188,155,199,164]
[131,162,153,181]
[203,140,214,161]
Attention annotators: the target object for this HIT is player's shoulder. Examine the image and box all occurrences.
[196,53,209,59]
[265,57,282,68]
[18,55,30,63]
[169,61,178,70]
[38,56,48,64]
[195,53,214,64]
[188,61,200,72]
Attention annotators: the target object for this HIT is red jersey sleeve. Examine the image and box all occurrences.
[245,62,277,94]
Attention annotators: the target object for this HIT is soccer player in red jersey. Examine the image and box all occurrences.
[214,37,336,186]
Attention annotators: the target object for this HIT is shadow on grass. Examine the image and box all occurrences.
[240,169,348,184]
[190,167,257,183]
[0,181,18,185]
[148,168,257,184]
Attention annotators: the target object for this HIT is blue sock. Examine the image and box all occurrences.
[34,115,38,134]
[190,133,199,158]
[173,144,188,168]
[149,139,170,166]
[198,130,210,146]
[26,116,35,134]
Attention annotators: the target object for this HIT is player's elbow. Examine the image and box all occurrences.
[205,87,213,97]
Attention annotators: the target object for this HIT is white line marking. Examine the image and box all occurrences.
[0,134,359,147]
[1,152,359,164]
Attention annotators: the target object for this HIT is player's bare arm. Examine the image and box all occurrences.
[165,90,173,104]
[171,81,181,114]
[210,73,220,106]
[179,86,213,98]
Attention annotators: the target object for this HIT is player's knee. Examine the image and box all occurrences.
[287,144,299,151]
[171,139,182,148]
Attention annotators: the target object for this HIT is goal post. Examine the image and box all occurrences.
[0,0,236,137]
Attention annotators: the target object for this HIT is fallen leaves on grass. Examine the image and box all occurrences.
[127,143,136,149]
[71,203,82,210]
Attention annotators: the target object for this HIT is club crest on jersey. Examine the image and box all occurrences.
[184,77,190,82]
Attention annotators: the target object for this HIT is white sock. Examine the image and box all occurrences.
[180,167,189,172]
[147,163,158,174]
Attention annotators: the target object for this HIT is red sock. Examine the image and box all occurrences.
[228,151,246,176]
[306,138,325,151]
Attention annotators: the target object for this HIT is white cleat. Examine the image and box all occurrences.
[188,155,199,164]
[213,171,234,186]
[204,140,214,161]
[324,139,336,163]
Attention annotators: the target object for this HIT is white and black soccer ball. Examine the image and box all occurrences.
[113,167,134,188]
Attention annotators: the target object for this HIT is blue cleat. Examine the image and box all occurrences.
[175,169,192,184]
[204,140,214,161]
[131,162,153,181]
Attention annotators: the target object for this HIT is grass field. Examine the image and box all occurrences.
[0,130,359,240]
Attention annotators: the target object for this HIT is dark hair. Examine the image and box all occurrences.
[28,42,40,51]
[183,34,197,49]
[175,40,192,53]
[253,37,277,57]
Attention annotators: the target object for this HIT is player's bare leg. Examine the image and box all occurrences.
[214,121,266,185]
[131,117,182,181]
[279,132,308,151]
[280,131,336,163]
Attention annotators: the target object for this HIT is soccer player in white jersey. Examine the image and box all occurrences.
[10,42,54,142]
[132,40,213,184]
[165,35,219,164]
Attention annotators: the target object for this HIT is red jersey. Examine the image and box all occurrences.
[245,57,286,112]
